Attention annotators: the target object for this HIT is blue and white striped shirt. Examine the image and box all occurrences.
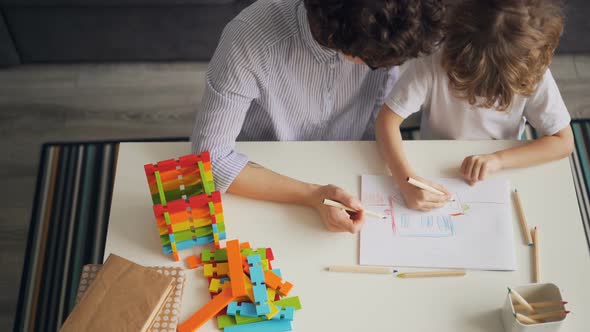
[191,0,398,191]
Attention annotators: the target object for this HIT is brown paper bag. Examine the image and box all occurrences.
[76,264,186,332]
[60,254,174,332]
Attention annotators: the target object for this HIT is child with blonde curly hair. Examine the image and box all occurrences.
[376,0,573,211]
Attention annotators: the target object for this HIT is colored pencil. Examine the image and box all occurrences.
[508,287,536,313]
[529,310,570,321]
[406,177,455,201]
[513,189,533,245]
[327,266,397,274]
[396,270,466,278]
[532,226,540,283]
[515,313,541,324]
[514,301,567,310]
[322,199,386,219]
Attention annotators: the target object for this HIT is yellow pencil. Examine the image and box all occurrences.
[532,226,540,283]
[322,199,386,219]
[513,189,533,245]
[396,270,466,278]
[515,313,541,324]
[508,287,536,314]
[529,310,570,321]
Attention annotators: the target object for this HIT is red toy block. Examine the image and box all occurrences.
[227,240,247,297]
[177,286,236,332]
[266,248,275,261]
[187,255,202,269]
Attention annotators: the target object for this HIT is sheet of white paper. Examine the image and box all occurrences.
[360,175,517,270]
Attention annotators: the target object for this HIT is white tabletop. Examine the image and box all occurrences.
[105,141,590,332]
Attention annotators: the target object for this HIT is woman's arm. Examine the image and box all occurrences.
[228,162,366,233]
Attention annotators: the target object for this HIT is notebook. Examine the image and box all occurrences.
[60,254,175,332]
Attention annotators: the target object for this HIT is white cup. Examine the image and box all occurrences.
[502,283,567,332]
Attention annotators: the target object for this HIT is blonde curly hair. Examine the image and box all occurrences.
[442,0,563,111]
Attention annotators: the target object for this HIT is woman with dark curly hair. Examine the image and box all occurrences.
[191,0,444,233]
[376,0,574,212]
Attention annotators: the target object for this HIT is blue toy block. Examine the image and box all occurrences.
[220,277,230,283]
[163,235,215,254]
[224,319,292,332]
[271,269,282,277]
[271,306,294,321]
[227,301,259,318]
[212,224,219,232]
[247,254,262,266]
[168,233,176,242]
[246,254,271,315]
[252,284,271,315]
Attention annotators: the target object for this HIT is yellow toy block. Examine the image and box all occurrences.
[204,262,229,277]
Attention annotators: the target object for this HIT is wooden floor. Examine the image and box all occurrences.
[0,55,589,330]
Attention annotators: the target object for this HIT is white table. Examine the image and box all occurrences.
[105,141,590,332]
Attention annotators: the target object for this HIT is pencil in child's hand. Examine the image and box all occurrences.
[322,199,387,219]
[406,177,455,201]
[508,287,536,314]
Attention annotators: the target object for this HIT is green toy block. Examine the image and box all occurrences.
[201,248,228,262]
[154,171,167,206]
[240,248,267,260]
[275,297,302,310]
[150,183,205,205]
[217,315,237,328]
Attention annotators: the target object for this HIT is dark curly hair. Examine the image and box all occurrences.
[304,0,445,68]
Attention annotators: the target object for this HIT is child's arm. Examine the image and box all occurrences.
[461,126,574,185]
[376,105,452,211]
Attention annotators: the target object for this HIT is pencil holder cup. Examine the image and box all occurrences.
[501,283,567,332]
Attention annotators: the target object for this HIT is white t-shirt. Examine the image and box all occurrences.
[385,50,571,139]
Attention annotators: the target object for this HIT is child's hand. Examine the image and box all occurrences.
[460,153,502,185]
[400,176,452,211]
[310,185,365,234]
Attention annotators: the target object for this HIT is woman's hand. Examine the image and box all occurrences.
[308,184,365,233]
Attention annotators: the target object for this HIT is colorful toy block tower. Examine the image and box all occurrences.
[144,152,226,261]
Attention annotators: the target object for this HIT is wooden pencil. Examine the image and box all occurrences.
[515,313,541,324]
[407,177,445,196]
[322,199,386,219]
[532,226,540,283]
[514,301,567,310]
[513,189,533,245]
[529,310,570,321]
[508,287,536,313]
[396,270,466,278]
[327,265,397,274]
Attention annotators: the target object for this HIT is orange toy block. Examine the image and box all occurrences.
[186,255,202,269]
[264,270,293,296]
[240,242,251,249]
[177,286,236,332]
[227,240,247,297]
